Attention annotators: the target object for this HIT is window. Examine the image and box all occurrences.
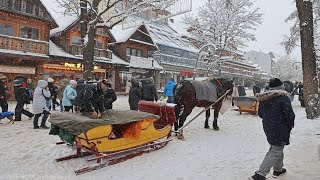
[20,26,39,39]
[95,40,103,49]
[71,36,81,45]
[14,0,21,11]
[26,3,33,14]
[0,24,14,36]
[126,48,130,56]
[137,49,142,57]
[131,49,136,56]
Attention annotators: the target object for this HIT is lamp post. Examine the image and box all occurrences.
[292,61,302,81]
[193,43,217,80]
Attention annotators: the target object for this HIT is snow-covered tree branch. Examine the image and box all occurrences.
[183,0,262,50]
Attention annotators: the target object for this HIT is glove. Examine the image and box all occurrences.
[160,96,165,101]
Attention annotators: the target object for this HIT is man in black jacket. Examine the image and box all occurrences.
[13,79,34,121]
[78,79,108,118]
[103,80,117,110]
[250,78,295,180]
[0,74,8,112]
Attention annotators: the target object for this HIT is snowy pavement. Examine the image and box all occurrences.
[0,95,320,180]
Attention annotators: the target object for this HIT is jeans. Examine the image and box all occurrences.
[167,96,174,103]
[256,145,284,177]
[59,99,64,112]
[33,110,49,128]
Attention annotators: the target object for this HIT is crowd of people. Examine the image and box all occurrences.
[0,75,176,128]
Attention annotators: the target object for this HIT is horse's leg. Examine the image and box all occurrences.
[204,109,210,129]
[177,106,193,140]
[213,100,223,131]
[174,104,182,132]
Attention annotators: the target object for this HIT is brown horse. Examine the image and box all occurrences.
[173,78,234,139]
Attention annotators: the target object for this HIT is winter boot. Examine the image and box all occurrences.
[273,168,286,178]
[249,173,266,180]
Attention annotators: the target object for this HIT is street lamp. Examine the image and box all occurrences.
[193,43,217,80]
[292,62,302,81]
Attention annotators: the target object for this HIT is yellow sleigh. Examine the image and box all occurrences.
[49,101,176,174]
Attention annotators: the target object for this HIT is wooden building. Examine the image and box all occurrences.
[0,0,58,99]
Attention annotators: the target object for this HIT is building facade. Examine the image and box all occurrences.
[244,51,273,75]
[0,0,58,99]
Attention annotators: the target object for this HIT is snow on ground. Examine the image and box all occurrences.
[0,93,320,180]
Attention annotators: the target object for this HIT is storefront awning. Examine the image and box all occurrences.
[0,65,35,74]
[129,56,163,70]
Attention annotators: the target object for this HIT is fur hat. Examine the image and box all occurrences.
[47,78,54,83]
[269,78,283,88]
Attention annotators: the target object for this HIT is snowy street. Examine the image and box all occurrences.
[0,94,319,180]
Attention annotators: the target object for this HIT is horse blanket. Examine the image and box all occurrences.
[188,80,217,102]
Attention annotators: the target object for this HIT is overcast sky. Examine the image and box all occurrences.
[173,0,301,60]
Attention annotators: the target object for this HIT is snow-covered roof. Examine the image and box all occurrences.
[146,22,198,53]
[49,40,82,59]
[129,56,163,70]
[50,15,79,36]
[0,48,49,58]
[110,25,139,43]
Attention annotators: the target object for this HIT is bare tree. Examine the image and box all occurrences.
[56,0,152,79]
[272,55,302,81]
[183,0,262,50]
[295,0,320,119]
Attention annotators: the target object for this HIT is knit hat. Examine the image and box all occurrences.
[268,78,283,88]
[13,79,22,86]
[69,80,77,85]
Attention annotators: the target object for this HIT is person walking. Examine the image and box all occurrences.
[56,79,69,112]
[249,78,295,180]
[62,80,77,112]
[162,78,176,103]
[47,78,59,110]
[32,80,51,129]
[125,79,131,96]
[103,80,117,111]
[0,74,8,112]
[141,77,158,102]
[13,79,34,121]
[128,79,142,110]
[253,83,261,96]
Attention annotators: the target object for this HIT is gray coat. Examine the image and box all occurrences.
[32,80,51,114]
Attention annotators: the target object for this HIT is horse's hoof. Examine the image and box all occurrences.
[213,126,220,131]
[177,135,185,140]
[204,125,210,129]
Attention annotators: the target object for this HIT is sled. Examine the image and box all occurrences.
[232,96,258,115]
[49,100,176,175]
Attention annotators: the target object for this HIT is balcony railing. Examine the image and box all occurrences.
[0,34,49,55]
[66,45,112,59]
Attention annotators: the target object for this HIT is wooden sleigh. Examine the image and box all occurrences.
[49,100,176,175]
[232,96,259,115]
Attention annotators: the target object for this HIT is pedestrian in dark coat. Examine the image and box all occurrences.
[104,81,117,110]
[13,79,34,121]
[141,77,158,102]
[47,78,59,110]
[129,79,142,110]
[298,82,304,107]
[78,80,108,118]
[252,83,261,96]
[0,74,8,112]
[250,78,295,180]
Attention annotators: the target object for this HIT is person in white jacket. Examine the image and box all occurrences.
[32,80,51,129]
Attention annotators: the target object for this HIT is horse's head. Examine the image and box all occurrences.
[216,78,234,96]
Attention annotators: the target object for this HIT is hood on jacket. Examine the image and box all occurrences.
[131,79,140,87]
[37,80,48,89]
[256,90,289,102]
